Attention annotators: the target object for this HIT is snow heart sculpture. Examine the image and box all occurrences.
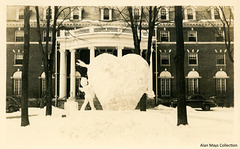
[87,53,149,111]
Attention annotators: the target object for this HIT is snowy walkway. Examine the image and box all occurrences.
[1,106,239,149]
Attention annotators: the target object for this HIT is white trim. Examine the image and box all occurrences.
[100,7,112,21]
[159,7,169,21]
[6,41,233,45]
[7,42,53,44]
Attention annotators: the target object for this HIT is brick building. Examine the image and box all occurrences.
[6,6,234,106]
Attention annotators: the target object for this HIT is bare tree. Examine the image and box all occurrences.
[174,6,188,126]
[35,6,76,115]
[217,6,234,63]
[117,6,159,111]
[21,6,31,126]
[202,6,234,63]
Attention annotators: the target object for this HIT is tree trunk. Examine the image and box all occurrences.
[21,6,30,127]
[174,6,188,126]
[45,6,52,116]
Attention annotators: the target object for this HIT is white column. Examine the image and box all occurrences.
[69,49,76,99]
[90,46,95,63]
[59,49,67,99]
[100,8,104,20]
[117,46,123,57]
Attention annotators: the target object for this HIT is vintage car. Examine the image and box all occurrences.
[171,94,217,111]
[6,96,21,113]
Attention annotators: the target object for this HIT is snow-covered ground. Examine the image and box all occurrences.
[1,106,239,149]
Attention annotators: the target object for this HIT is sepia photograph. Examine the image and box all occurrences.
[1,0,239,149]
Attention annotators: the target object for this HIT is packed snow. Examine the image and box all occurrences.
[1,106,239,149]
[87,53,150,111]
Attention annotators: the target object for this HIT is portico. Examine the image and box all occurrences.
[56,26,150,100]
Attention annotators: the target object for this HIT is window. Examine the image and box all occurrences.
[214,69,229,96]
[216,53,225,65]
[159,69,173,97]
[75,71,81,98]
[43,30,52,42]
[14,51,23,65]
[133,8,140,20]
[188,78,198,95]
[187,8,193,20]
[215,30,224,41]
[101,7,112,21]
[216,78,226,96]
[214,9,220,19]
[160,8,167,20]
[188,30,197,42]
[45,7,52,20]
[18,8,24,19]
[160,30,169,42]
[160,54,170,66]
[186,69,201,95]
[184,7,196,20]
[71,7,82,20]
[12,69,22,97]
[95,47,117,57]
[161,79,171,96]
[73,7,79,19]
[188,52,198,65]
[15,30,24,42]
[39,72,46,97]
[104,8,109,20]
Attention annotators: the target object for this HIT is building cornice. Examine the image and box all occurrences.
[6,20,234,28]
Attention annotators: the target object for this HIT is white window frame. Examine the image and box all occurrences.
[160,53,170,66]
[184,7,196,20]
[161,78,171,96]
[71,7,82,20]
[159,7,169,20]
[216,53,226,66]
[14,52,23,66]
[12,70,22,97]
[188,30,197,42]
[100,7,112,21]
[160,30,170,42]
[188,52,198,66]
[188,78,199,95]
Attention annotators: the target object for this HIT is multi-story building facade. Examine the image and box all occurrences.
[6,6,234,107]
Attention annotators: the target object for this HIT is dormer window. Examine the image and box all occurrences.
[101,7,112,21]
[210,7,223,20]
[44,7,52,20]
[71,7,82,20]
[184,7,196,20]
[133,8,141,20]
[159,7,169,20]
[104,8,109,20]
[18,8,24,20]
[187,8,193,19]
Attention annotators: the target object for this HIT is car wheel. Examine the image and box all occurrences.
[8,106,16,113]
[202,105,210,111]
